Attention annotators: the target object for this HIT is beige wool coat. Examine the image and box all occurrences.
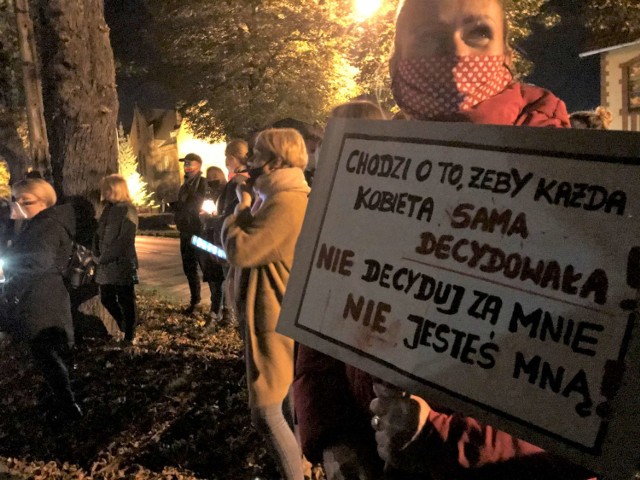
[222,171,309,408]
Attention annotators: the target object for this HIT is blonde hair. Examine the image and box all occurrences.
[12,178,57,207]
[254,128,308,170]
[225,139,249,166]
[570,107,613,130]
[100,174,132,203]
[330,100,386,120]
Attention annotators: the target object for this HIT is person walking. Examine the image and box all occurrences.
[94,174,139,344]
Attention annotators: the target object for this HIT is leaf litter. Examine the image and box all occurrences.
[0,292,324,479]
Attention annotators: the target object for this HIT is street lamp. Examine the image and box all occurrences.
[354,0,383,21]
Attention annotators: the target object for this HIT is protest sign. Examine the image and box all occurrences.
[278,118,640,477]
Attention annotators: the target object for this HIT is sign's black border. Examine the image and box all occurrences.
[294,132,638,456]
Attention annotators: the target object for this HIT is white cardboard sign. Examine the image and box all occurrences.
[278,119,640,478]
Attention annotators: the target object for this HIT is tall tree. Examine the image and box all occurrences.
[0,0,29,182]
[143,0,362,140]
[33,0,119,198]
[15,0,50,177]
[109,0,555,140]
[32,0,120,335]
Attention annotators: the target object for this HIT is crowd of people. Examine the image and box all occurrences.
[0,0,619,478]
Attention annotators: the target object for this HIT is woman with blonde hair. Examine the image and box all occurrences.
[94,174,139,343]
[223,128,310,480]
[570,106,613,130]
[2,178,82,420]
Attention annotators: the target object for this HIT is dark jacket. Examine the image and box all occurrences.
[203,173,248,249]
[2,204,75,342]
[174,174,206,235]
[94,202,138,286]
[218,174,248,222]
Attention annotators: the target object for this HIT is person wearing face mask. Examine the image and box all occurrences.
[222,128,311,480]
[198,166,228,326]
[174,153,209,315]
[218,139,250,220]
[296,2,590,479]
[369,2,586,477]
[1,179,82,421]
[390,0,569,127]
[272,118,324,187]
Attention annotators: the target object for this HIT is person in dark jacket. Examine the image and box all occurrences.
[174,153,208,314]
[218,140,250,221]
[1,178,82,420]
[94,174,138,344]
[216,140,250,324]
[199,166,227,324]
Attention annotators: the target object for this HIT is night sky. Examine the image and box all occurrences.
[522,0,600,112]
[105,0,601,129]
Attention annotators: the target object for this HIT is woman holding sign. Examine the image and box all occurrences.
[222,128,310,480]
[373,0,593,476]
[295,0,596,479]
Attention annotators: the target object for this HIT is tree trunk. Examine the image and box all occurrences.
[14,0,50,177]
[34,0,119,199]
[34,0,120,336]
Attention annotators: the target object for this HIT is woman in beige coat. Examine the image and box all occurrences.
[222,128,310,480]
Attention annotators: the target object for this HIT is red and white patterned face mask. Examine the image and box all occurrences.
[392,55,513,120]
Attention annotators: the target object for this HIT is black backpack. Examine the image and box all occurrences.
[64,241,96,289]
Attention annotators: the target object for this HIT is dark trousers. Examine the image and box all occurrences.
[30,328,75,407]
[180,233,203,305]
[209,276,223,315]
[180,233,221,310]
[100,284,137,341]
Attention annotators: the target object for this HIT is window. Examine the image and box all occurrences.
[624,55,640,111]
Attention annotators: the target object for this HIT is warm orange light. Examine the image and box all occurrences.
[354,0,383,21]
